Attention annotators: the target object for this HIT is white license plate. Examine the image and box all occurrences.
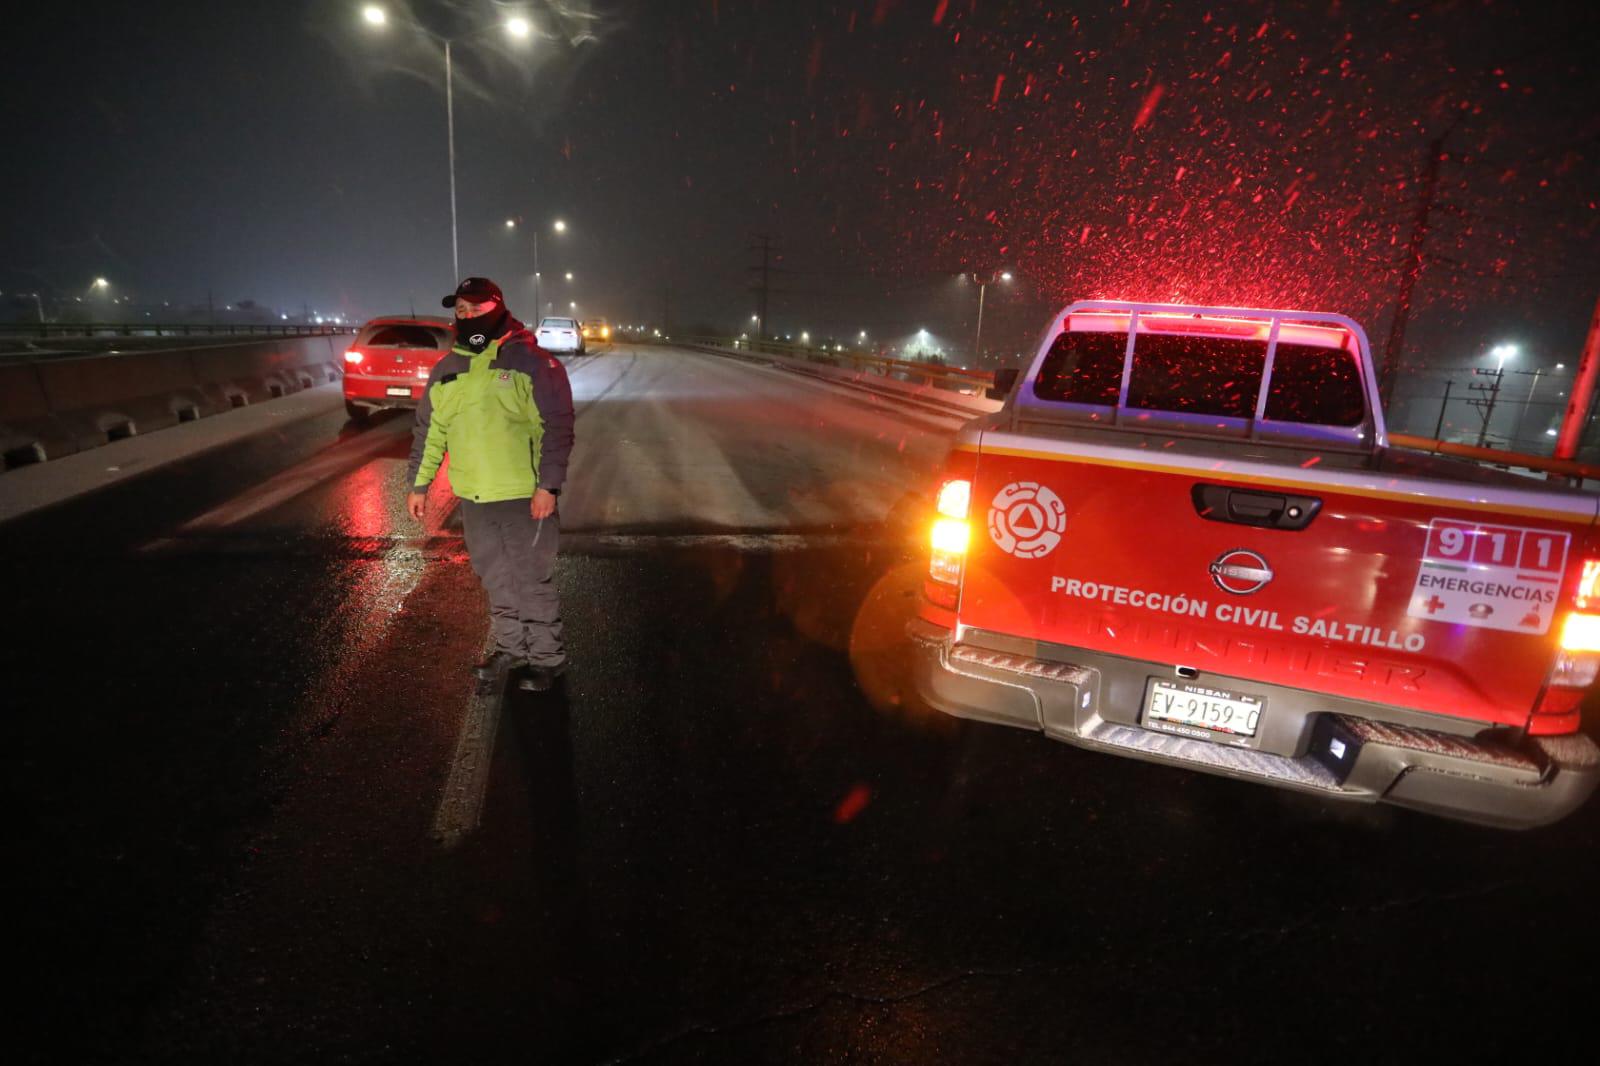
[386,386,412,397]
[1144,680,1263,738]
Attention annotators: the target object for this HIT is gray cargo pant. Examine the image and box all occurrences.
[458,498,565,667]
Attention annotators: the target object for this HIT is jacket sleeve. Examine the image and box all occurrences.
[531,354,575,491]
[407,377,452,489]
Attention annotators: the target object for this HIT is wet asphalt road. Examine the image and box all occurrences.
[5,345,1598,1064]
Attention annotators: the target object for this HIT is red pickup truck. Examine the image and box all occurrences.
[911,301,1599,827]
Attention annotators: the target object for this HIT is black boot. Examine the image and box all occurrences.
[474,649,522,680]
[516,660,569,692]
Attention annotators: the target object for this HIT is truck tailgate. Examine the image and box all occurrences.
[957,429,1598,729]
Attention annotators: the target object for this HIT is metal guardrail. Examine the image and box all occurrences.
[0,322,357,339]
[677,334,994,395]
[1387,433,1600,484]
[676,333,1596,485]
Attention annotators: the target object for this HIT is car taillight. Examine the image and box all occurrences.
[344,350,364,364]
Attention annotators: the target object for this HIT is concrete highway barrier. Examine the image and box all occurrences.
[672,338,1003,420]
[0,335,346,470]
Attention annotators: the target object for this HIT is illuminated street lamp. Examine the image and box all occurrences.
[969,270,1013,361]
[360,5,534,280]
[1491,343,1518,371]
[564,271,574,281]
[505,216,567,314]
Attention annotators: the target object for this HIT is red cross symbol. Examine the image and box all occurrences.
[1422,595,1446,614]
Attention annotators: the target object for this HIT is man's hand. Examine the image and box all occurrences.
[407,491,428,522]
[531,488,557,520]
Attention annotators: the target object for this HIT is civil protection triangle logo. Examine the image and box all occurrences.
[988,481,1067,559]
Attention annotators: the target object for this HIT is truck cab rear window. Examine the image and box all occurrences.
[1126,334,1265,418]
[364,325,446,348]
[1262,342,1365,426]
[1032,330,1124,405]
[1033,330,1364,427]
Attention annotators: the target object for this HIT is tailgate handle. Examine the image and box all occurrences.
[1191,484,1322,531]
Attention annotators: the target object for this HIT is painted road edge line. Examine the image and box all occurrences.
[431,655,505,849]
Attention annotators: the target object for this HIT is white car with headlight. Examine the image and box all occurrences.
[535,316,584,354]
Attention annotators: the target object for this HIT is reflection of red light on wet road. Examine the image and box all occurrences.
[833,783,873,823]
[337,460,391,539]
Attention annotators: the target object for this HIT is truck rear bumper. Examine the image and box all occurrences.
[908,618,1600,829]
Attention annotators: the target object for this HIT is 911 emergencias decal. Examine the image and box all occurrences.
[1407,519,1568,635]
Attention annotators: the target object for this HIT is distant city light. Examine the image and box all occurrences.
[505,218,516,228]
[1556,363,1566,370]
[858,330,867,340]
[1000,271,1013,282]
[361,5,386,27]
[553,219,567,232]
[800,331,810,342]
[92,277,109,289]
[564,272,573,281]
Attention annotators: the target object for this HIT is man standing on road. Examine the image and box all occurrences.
[405,277,576,691]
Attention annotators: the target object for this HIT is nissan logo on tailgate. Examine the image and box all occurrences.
[1210,549,1273,595]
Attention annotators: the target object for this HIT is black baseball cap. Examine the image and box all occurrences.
[440,276,504,308]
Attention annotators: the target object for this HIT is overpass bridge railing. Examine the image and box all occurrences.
[0,322,358,340]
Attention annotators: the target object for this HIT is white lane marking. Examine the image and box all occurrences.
[182,428,405,531]
[561,531,878,551]
[138,425,410,553]
[432,643,504,849]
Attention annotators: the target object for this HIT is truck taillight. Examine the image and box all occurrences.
[1549,557,1600,690]
[1559,613,1600,654]
[928,478,972,589]
[1575,558,1600,610]
[344,350,364,364]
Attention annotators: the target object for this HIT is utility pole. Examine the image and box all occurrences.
[746,234,793,340]
[1432,378,1454,440]
[1379,134,1447,409]
[1554,293,1600,461]
[1467,367,1505,448]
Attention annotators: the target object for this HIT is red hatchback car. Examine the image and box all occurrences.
[342,316,453,421]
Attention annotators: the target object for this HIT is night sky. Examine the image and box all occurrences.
[3,1,1598,384]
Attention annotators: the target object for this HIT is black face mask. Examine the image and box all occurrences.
[455,305,511,353]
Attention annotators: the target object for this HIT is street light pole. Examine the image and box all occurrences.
[974,281,987,362]
[444,39,458,281]
[363,6,532,281]
[970,271,1012,361]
